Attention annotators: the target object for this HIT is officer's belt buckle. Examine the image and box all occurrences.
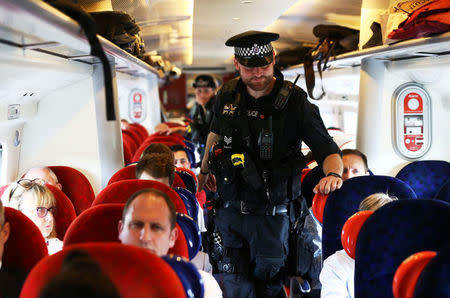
[240,201,251,215]
[266,205,288,216]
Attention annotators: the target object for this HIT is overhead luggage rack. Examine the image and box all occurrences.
[283,32,450,76]
[0,0,159,78]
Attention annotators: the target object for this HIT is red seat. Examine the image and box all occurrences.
[122,129,141,149]
[20,242,186,298]
[63,204,189,259]
[92,179,188,215]
[128,123,148,141]
[341,211,373,259]
[3,207,48,272]
[122,131,138,156]
[107,164,186,189]
[48,166,95,215]
[122,140,133,166]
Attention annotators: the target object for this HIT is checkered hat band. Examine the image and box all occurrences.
[235,43,273,57]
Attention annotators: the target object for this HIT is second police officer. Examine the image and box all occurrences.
[189,74,217,160]
[198,30,344,297]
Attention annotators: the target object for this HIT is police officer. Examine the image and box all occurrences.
[198,31,343,298]
[189,74,217,159]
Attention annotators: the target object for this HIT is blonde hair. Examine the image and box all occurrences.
[1,182,57,238]
[359,193,398,211]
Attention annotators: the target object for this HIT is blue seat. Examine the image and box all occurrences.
[162,255,204,298]
[176,169,197,194]
[434,180,450,203]
[174,187,199,222]
[395,160,450,199]
[414,245,450,298]
[354,199,450,298]
[322,175,417,260]
[177,213,201,260]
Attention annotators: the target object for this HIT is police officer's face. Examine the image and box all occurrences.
[195,87,215,106]
[234,59,274,92]
[118,193,178,256]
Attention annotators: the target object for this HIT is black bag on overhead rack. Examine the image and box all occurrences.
[44,0,116,121]
[275,46,313,70]
[304,25,359,100]
[90,11,145,58]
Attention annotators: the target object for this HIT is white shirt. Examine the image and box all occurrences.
[319,249,354,298]
[191,251,213,274]
[46,237,63,255]
[199,269,222,298]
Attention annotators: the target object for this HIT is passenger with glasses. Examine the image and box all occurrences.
[0,179,63,254]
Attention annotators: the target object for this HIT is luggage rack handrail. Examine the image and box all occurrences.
[0,0,159,78]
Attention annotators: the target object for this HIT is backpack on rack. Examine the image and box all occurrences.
[387,0,450,42]
[303,25,359,100]
[90,11,145,58]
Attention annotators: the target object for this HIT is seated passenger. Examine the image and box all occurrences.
[118,188,222,297]
[140,143,174,161]
[1,180,63,255]
[135,154,175,187]
[170,145,192,169]
[22,167,62,190]
[39,250,120,298]
[0,199,27,298]
[342,149,370,181]
[319,193,398,298]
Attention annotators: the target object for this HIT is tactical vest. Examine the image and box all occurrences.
[210,77,306,206]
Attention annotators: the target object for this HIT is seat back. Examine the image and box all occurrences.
[20,243,186,298]
[434,180,450,203]
[92,179,188,214]
[3,207,48,272]
[300,166,324,207]
[163,255,204,298]
[63,203,189,259]
[122,131,138,156]
[354,199,450,298]
[174,188,199,222]
[128,123,148,143]
[322,175,417,260]
[132,137,185,162]
[413,246,450,298]
[175,168,198,194]
[48,166,95,214]
[176,213,201,260]
[395,160,450,199]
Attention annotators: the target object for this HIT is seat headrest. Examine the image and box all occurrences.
[48,166,95,215]
[322,175,417,259]
[341,211,373,259]
[175,168,198,194]
[392,251,437,298]
[354,199,450,298]
[395,160,450,199]
[3,207,48,272]
[46,184,77,240]
[162,255,204,298]
[176,213,201,260]
[174,188,199,222]
[20,243,186,298]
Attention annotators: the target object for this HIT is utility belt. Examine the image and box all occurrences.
[224,200,288,216]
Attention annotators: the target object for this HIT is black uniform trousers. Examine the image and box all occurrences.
[215,206,290,298]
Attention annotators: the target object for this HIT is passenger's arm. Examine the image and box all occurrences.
[198,132,221,191]
[313,153,343,194]
[319,255,351,298]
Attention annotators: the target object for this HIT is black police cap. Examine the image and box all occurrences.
[193,74,216,88]
[225,30,279,67]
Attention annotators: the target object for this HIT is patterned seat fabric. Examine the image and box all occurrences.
[322,175,417,260]
[413,245,450,298]
[434,180,450,203]
[354,200,450,298]
[395,160,450,199]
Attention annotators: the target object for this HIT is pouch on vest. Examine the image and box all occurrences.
[288,196,312,276]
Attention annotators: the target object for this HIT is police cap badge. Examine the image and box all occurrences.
[225,30,279,67]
